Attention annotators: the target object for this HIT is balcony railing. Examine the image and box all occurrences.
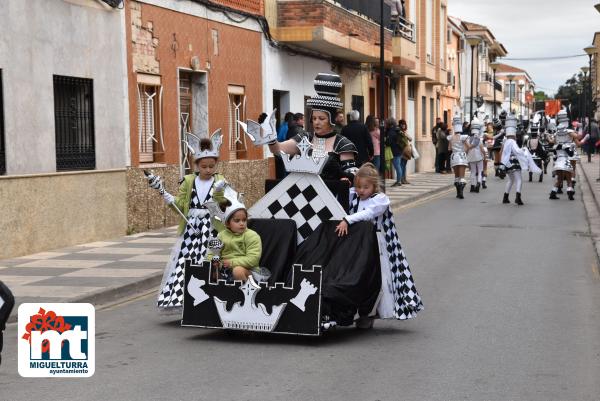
[479,71,492,82]
[494,80,503,92]
[392,16,416,42]
[336,0,391,23]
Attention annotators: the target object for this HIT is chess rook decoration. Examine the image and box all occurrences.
[281,136,328,175]
[237,109,277,146]
[182,261,323,335]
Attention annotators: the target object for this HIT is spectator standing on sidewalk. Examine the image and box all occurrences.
[399,119,412,184]
[341,110,374,167]
[278,112,294,142]
[432,118,442,171]
[334,111,345,135]
[585,118,599,162]
[286,113,305,140]
[366,115,381,170]
[386,118,403,187]
[435,122,448,174]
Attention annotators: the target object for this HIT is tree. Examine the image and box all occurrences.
[555,72,592,122]
[534,91,547,102]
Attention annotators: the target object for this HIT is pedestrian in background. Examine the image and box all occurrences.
[366,115,381,170]
[386,118,403,187]
[399,119,412,184]
[278,112,294,142]
[432,118,442,172]
[286,113,305,140]
[334,111,345,135]
[435,122,448,174]
[341,110,374,167]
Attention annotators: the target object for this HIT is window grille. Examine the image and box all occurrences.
[53,75,95,171]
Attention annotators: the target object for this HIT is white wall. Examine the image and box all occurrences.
[0,0,129,174]
[262,39,334,117]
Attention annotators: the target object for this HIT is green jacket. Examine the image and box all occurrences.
[207,228,262,270]
[171,173,226,235]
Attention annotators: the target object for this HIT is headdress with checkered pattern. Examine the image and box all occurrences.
[306,73,344,125]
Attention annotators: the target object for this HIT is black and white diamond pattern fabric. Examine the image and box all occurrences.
[350,194,423,320]
[249,173,346,244]
[157,185,216,309]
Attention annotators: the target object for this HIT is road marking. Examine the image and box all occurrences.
[97,289,156,312]
[592,263,600,280]
[393,188,454,213]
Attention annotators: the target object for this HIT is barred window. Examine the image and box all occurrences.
[0,69,4,175]
[228,85,246,160]
[137,82,164,163]
[53,75,95,171]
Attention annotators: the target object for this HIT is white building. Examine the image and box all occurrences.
[0,0,129,258]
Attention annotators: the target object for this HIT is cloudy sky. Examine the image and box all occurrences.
[448,0,600,95]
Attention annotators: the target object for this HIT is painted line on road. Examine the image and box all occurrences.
[592,263,600,281]
[98,288,156,312]
[393,188,454,213]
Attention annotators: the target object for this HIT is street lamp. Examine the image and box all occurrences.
[582,66,589,126]
[466,36,481,120]
[507,74,515,114]
[584,46,596,130]
[490,61,500,118]
[518,81,525,118]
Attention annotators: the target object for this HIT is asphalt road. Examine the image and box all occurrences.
[1,178,599,401]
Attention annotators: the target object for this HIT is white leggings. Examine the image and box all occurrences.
[469,161,483,186]
[506,170,522,194]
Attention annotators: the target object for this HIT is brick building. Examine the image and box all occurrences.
[125,0,270,233]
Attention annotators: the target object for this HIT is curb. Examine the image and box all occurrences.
[577,163,600,267]
[390,183,454,212]
[7,273,163,324]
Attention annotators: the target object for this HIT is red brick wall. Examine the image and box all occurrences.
[278,1,392,51]
[125,0,264,166]
[211,0,263,15]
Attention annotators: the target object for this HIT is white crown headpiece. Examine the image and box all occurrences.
[557,108,569,130]
[237,109,277,146]
[281,136,327,175]
[205,190,246,224]
[470,117,482,135]
[185,129,223,161]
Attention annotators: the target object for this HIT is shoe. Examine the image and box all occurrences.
[458,183,465,199]
[515,192,524,205]
[567,190,575,201]
[482,181,487,189]
[539,174,543,183]
[355,316,374,329]
[391,182,402,187]
[529,172,533,182]
[470,185,475,193]
[549,191,559,200]
[402,179,411,184]
[557,187,563,194]
[475,183,480,193]
[502,193,510,204]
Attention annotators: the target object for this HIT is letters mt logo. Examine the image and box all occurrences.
[18,303,95,377]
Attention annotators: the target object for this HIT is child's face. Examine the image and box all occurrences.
[196,158,217,180]
[226,210,248,234]
[355,177,376,200]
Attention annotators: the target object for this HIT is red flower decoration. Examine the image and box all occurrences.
[22,308,72,353]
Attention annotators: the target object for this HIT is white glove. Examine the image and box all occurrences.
[214,180,227,192]
[162,191,175,205]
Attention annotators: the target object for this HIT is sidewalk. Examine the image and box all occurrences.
[0,171,452,321]
[576,154,600,267]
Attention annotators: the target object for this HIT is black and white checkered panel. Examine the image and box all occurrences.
[157,186,216,309]
[349,194,423,320]
[250,174,346,245]
[380,208,423,320]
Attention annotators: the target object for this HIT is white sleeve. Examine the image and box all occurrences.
[345,194,390,225]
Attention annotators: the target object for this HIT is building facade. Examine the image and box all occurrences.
[495,63,535,119]
[0,0,130,258]
[124,0,270,234]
